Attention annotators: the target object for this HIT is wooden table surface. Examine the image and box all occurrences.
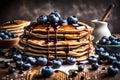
[0,34,120,80]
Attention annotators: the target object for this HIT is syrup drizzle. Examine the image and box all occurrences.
[54,28,58,59]
[47,26,50,62]
[65,44,70,61]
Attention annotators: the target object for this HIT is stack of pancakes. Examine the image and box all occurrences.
[18,21,94,61]
[0,20,31,36]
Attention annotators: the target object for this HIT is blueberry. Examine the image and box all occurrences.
[13,54,22,61]
[11,34,17,38]
[107,56,117,64]
[71,71,78,77]
[107,65,119,76]
[0,32,5,38]
[95,47,105,54]
[23,63,31,70]
[16,61,24,68]
[78,66,84,72]
[67,16,78,24]
[4,62,11,68]
[112,61,120,69]
[8,67,16,74]
[99,38,107,44]
[37,15,48,24]
[26,57,36,65]
[111,40,118,45]
[59,18,68,26]
[56,58,63,64]
[87,56,97,64]
[4,31,12,37]
[117,41,120,45]
[50,12,61,18]
[109,35,116,41]
[37,57,48,66]
[4,35,9,39]
[52,59,62,68]
[105,40,111,45]
[41,66,54,77]
[115,54,120,60]
[99,47,105,52]
[48,14,59,23]
[99,52,109,60]
[67,57,76,65]
[91,63,99,70]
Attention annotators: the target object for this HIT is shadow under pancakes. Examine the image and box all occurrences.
[0,0,120,33]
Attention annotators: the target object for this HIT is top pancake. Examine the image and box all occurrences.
[0,20,31,29]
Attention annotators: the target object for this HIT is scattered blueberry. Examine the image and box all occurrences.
[107,56,117,64]
[37,57,48,66]
[107,65,119,76]
[91,63,99,70]
[78,65,84,72]
[13,54,22,61]
[26,57,36,65]
[56,58,63,64]
[112,61,120,69]
[41,66,54,77]
[115,54,120,60]
[16,61,24,68]
[52,59,62,68]
[23,63,31,70]
[87,56,98,64]
[99,52,109,60]
[71,71,78,77]
[67,57,76,65]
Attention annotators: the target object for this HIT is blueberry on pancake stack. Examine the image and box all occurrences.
[0,20,31,36]
[18,12,94,61]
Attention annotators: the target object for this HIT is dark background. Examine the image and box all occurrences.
[0,0,120,33]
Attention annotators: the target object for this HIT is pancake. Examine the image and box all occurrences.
[0,20,31,36]
[0,20,31,29]
[17,13,94,61]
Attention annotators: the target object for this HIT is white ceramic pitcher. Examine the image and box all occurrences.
[92,20,111,43]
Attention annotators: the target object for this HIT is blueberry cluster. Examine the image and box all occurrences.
[98,35,120,45]
[37,11,79,29]
[94,47,120,76]
[0,47,77,77]
[0,30,17,40]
